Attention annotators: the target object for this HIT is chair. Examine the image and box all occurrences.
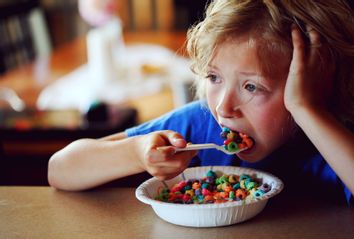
[0,0,51,74]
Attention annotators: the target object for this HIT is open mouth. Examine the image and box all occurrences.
[220,127,255,153]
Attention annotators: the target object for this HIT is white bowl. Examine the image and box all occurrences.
[135,166,284,227]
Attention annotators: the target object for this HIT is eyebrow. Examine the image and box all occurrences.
[207,64,269,84]
[207,64,263,76]
[238,71,263,78]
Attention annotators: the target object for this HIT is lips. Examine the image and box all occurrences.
[220,127,255,152]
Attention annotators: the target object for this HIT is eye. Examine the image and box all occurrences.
[206,73,221,84]
[244,83,257,92]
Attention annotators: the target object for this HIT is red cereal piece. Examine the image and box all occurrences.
[235,189,247,200]
[183,194,192,202]
[202,188,212,196]
[219,191,229,199]
[178,181,187,188]
[223,185,232,193]
[192,182,201,189]
[204,195,215,203]
[215,198,227,203]
[223,138,233,146]
[239,132,247,138]
[171,186,182,193]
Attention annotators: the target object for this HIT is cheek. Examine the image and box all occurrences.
[253,102,293,143]
[206,84,219,115]
[249,93,293,141]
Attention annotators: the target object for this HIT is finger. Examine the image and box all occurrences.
[161,130,187,147]
[152,170,184,181]
[290,24,306,72]
[147,146,196,166]
[306,25,322,48]
[306,25,324,66]
[159,171,184,181]
[155,154,193,175]
[147,160,189,180]
[305,25,334,70]
[147,147,176,163]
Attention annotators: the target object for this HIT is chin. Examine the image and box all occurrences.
[237,154,263,163]
[236,146,268,163]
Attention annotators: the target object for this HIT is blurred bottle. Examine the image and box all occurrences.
[78,0,126,86]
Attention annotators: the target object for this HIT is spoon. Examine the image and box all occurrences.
[158,143,248,155]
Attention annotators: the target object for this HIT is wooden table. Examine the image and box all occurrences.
[0,187,353,239]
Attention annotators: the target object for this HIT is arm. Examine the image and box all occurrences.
[285,25,354,195]
[48,131,197,191]
[291,107,354,194]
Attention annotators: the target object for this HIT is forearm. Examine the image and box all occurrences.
[292,107,354,195]
[48,136,144,191]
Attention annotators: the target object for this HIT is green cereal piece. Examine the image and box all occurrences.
[229,191,235,199]
[246,181,256,190]
[218,175,228,184]
[226,142,238,152]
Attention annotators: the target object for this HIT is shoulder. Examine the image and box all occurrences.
[125,100,213,137]
[169,100,210,118]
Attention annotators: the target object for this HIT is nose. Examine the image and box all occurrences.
[215,88,242,119]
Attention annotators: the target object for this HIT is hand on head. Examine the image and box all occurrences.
[284,24,336,115]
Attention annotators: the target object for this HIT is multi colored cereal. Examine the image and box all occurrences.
[220,127,254,152]
[155,170,271,204]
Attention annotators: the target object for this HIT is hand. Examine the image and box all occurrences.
[284,24,335,116]
[136,130,197,180]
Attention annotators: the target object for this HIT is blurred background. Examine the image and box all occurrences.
[0,0,208,186]
[0,0,208,74]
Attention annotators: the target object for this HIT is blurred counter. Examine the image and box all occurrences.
[0,31,187,185]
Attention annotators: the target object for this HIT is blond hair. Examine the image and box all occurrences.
[187,0,354,124]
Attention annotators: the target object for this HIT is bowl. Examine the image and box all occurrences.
[135,166,284,227]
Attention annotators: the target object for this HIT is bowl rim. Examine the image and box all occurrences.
[135,166,284,209]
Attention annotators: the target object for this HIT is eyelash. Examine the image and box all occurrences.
[206,73,266,94]
[245,82,267,95]
[245,83,257,93]
[205,73,220,83]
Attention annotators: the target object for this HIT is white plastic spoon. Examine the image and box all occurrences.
[158,143,248,155]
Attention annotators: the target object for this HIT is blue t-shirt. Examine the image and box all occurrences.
[126,100,353,205]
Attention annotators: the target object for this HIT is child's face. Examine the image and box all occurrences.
[206,37,294,162]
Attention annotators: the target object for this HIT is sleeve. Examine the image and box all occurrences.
[302,153,353,206]
[344,185,353,206]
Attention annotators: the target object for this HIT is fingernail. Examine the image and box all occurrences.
[172,138,184,144]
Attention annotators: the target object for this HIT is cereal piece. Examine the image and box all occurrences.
[226,141,239,152]
[258,183,272,193]
[253,189,265,198]
[220,127,255,152]
[235,188,247,200]
[155,170,269,204]
[206,170,217,178]
[192,182,201,189]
